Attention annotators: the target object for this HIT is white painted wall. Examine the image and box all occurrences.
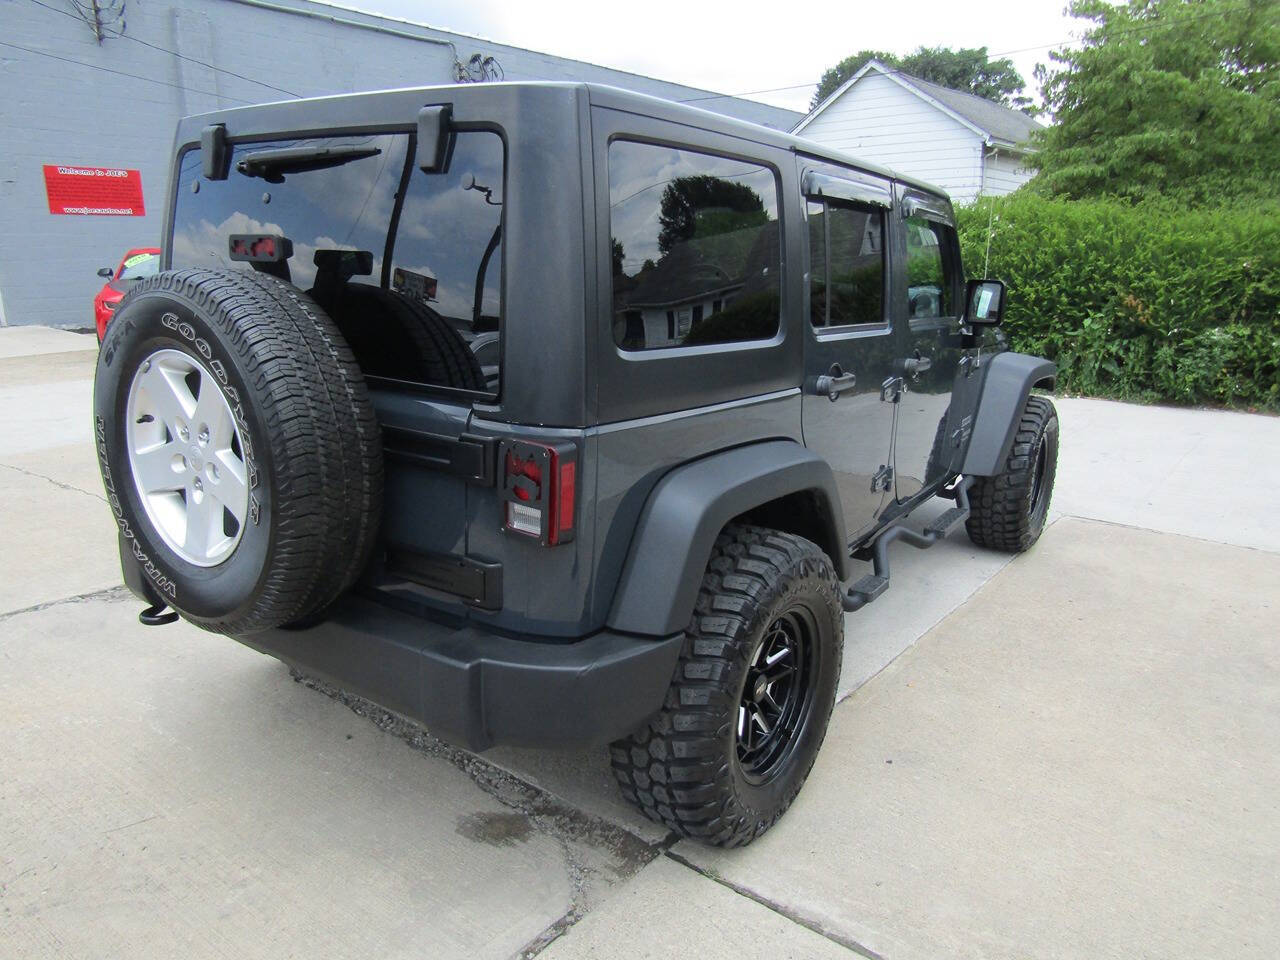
[799,73,985,202]
[982,150,1034,197]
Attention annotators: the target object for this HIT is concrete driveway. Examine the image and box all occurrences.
[2,327,1278,959]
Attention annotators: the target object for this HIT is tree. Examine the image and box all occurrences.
[1031,0,1280,203]
[657,176,767,255]
[811,46,1031,112]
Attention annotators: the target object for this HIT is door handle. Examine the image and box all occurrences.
[813,364,857,402]
[902,354,932,377]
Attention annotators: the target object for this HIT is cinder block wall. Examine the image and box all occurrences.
[0,0,797,328]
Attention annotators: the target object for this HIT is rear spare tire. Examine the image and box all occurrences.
[94,268,383,634]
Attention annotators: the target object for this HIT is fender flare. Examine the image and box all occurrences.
[608,441,848,637]
[962,352,1057,477]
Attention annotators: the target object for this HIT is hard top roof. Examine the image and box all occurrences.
[176,81,947,200]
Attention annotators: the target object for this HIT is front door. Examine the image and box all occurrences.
[890,188,971,505]
[799,162,898,542]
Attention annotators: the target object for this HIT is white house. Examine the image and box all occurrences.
[793,60,1042,203]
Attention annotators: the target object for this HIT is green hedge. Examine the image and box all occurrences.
[956,194,1280,410]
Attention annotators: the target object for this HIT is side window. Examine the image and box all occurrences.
[609,140,780,351]
[807,199,886,328]
[905,216,956,320]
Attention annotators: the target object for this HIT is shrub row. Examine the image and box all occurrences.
[956,194,1280,410]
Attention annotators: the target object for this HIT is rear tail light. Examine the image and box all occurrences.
[498,439,576,545]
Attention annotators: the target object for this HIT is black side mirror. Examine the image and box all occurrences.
[97,267,114,279]
[965,278,1006,326]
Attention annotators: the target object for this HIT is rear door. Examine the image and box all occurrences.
[798,160,897,542]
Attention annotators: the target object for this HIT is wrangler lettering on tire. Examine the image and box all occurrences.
[94,268,383,634]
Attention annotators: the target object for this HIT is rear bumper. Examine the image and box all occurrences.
[233,592,684,752]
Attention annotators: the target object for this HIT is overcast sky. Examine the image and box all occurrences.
[324,0,1088,112]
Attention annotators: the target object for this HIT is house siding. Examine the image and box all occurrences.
[799,73,985,203]
[981,150,1033,197]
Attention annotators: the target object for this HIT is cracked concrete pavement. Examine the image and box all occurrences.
[2,327,1278,959]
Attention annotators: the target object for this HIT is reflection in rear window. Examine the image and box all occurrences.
[170,132,504,393]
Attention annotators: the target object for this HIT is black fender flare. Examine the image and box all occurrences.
[962,352,1057,477]
[607,440,848,637]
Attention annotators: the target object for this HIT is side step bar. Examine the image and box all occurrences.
[842,477,974,612]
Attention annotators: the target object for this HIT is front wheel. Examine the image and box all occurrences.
[610,524,844,847]
[966,395,1059,553]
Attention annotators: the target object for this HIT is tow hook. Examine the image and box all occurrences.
[138,602,179,627]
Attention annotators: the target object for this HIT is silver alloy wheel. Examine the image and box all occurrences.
[126,348,249,567]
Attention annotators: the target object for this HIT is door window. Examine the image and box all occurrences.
[608,140,780,350]
[807,199,886,329]
[905,216,956,320]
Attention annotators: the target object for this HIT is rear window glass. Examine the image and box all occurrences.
[172,131,504,394]
[608,140,780,351]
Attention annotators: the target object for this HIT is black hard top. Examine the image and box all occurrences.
[173,80,948,201]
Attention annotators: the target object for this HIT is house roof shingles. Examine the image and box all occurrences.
[796,60,1042,150]
[897,72,1041,147]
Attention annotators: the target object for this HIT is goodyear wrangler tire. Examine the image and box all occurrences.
[610,524,843,847]
[94,268,383,634]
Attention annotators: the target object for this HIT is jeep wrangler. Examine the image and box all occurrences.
[95,82,1058,847]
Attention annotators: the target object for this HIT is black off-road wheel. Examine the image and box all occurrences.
[966,395,1059,553]
[94,268,383,634]
[610,524,844,847]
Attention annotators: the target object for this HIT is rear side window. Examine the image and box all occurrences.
[807,200,886,328]
[905,216,955,321]
[608,140,780,351]
[171,131,504,394]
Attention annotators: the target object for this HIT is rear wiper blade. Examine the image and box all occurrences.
[235,145,381,182]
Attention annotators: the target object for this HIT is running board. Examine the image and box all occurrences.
[842,477,973,612]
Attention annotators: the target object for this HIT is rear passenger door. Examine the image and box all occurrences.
[798,161,898,542]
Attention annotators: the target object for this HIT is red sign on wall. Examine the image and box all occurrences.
[43,165,146,216]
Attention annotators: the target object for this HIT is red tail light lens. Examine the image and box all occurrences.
[498,439,577,545]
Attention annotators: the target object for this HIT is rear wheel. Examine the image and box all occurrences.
[610,524,843,847]
[966,395,1058,553]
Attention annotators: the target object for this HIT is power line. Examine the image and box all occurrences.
[0,39,255,103]
[678,2,1266,104]
[28,0,301,98]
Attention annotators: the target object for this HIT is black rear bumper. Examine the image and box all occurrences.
[233,593,684,752]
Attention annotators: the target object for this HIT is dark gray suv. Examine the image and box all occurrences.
[95,82,1058,846]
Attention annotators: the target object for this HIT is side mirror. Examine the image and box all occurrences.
[965,278,1006,326]
[97,267,114,278]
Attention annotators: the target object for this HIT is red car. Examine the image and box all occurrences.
[94,248,160,340]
